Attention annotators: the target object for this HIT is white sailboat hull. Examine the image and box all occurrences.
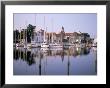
[49,43,63,48]
[24,45,28,49]
[41,44,49,48]
[41,42,50,48]
[28,43,41,48]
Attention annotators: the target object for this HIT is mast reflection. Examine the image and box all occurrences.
[14,47,95,75]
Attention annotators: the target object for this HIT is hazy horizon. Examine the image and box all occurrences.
[14,13,97,38]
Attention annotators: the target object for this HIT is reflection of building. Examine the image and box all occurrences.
[14,46,93,75]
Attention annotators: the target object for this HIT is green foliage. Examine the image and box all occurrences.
[14,24,36,43]
[27,24,36,43]
[13,29,20,43]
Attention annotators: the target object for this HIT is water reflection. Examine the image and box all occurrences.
[13,47,97,75]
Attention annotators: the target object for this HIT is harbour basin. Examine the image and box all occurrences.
[13,47,97,75]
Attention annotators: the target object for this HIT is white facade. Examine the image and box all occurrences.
[94,38,97,43]
[34,29,44,43]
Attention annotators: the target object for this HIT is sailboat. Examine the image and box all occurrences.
[50,43,63,48]
[19,28,24,47]
[41,30,50,48]
[28,40,40,48]
[24,31,28,49]
[27,32,38,48]
[28,14,40,48]
[41,42,49,48]
[41,16,50,48]
[49,19,63,48]
[24,21,28,49]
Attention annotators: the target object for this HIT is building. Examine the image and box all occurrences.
[33,26,91,45]
[56,26,65,44]
[34,29,44,43]
[45,26,65,44]
[67,32,79,44]
[80,33,90,44]
[46,32,56,43]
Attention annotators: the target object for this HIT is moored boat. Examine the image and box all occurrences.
[27,41,41,48]
[41,42,50,48]
[49,43,63,48]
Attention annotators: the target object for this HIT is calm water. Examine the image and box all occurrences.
[13,47,97,75]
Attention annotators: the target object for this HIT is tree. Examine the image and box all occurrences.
[81,33,90,43]
[27,24,36,43]
[13,29,20,43]
[20,29,25,39]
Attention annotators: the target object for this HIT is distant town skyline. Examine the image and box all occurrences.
[14,13,97,38]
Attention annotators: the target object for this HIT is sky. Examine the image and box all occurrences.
[14,13,97,38]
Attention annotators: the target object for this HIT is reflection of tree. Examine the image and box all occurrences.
[74,47,90,56]
[14,47,91,75]
[14,48,36,66]
[14,49,19,60]
[21,51,24,61]
[26,51,35,66]
[83,47,90,55]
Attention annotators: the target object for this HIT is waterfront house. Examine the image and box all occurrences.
[31,26,91,46]
[68,32,79,44]
[46,32,56,43]
[34,29,44,43]
[45,26,65,44]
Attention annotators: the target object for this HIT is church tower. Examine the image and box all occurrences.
[60,26,65,43]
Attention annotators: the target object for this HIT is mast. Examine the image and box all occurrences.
[48,33,50,43]
[19,27,21,44]
[34,13,36,42]
[25,21,27,45]
[52,18,54,43]
[23,29,25,43]
[35,13,36,27]
[19,27,21,58]
[17,29,19,43]
[15,29,16,44]
[24,20,27,48]
[44,16,45,42]
[46,27,47,43]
